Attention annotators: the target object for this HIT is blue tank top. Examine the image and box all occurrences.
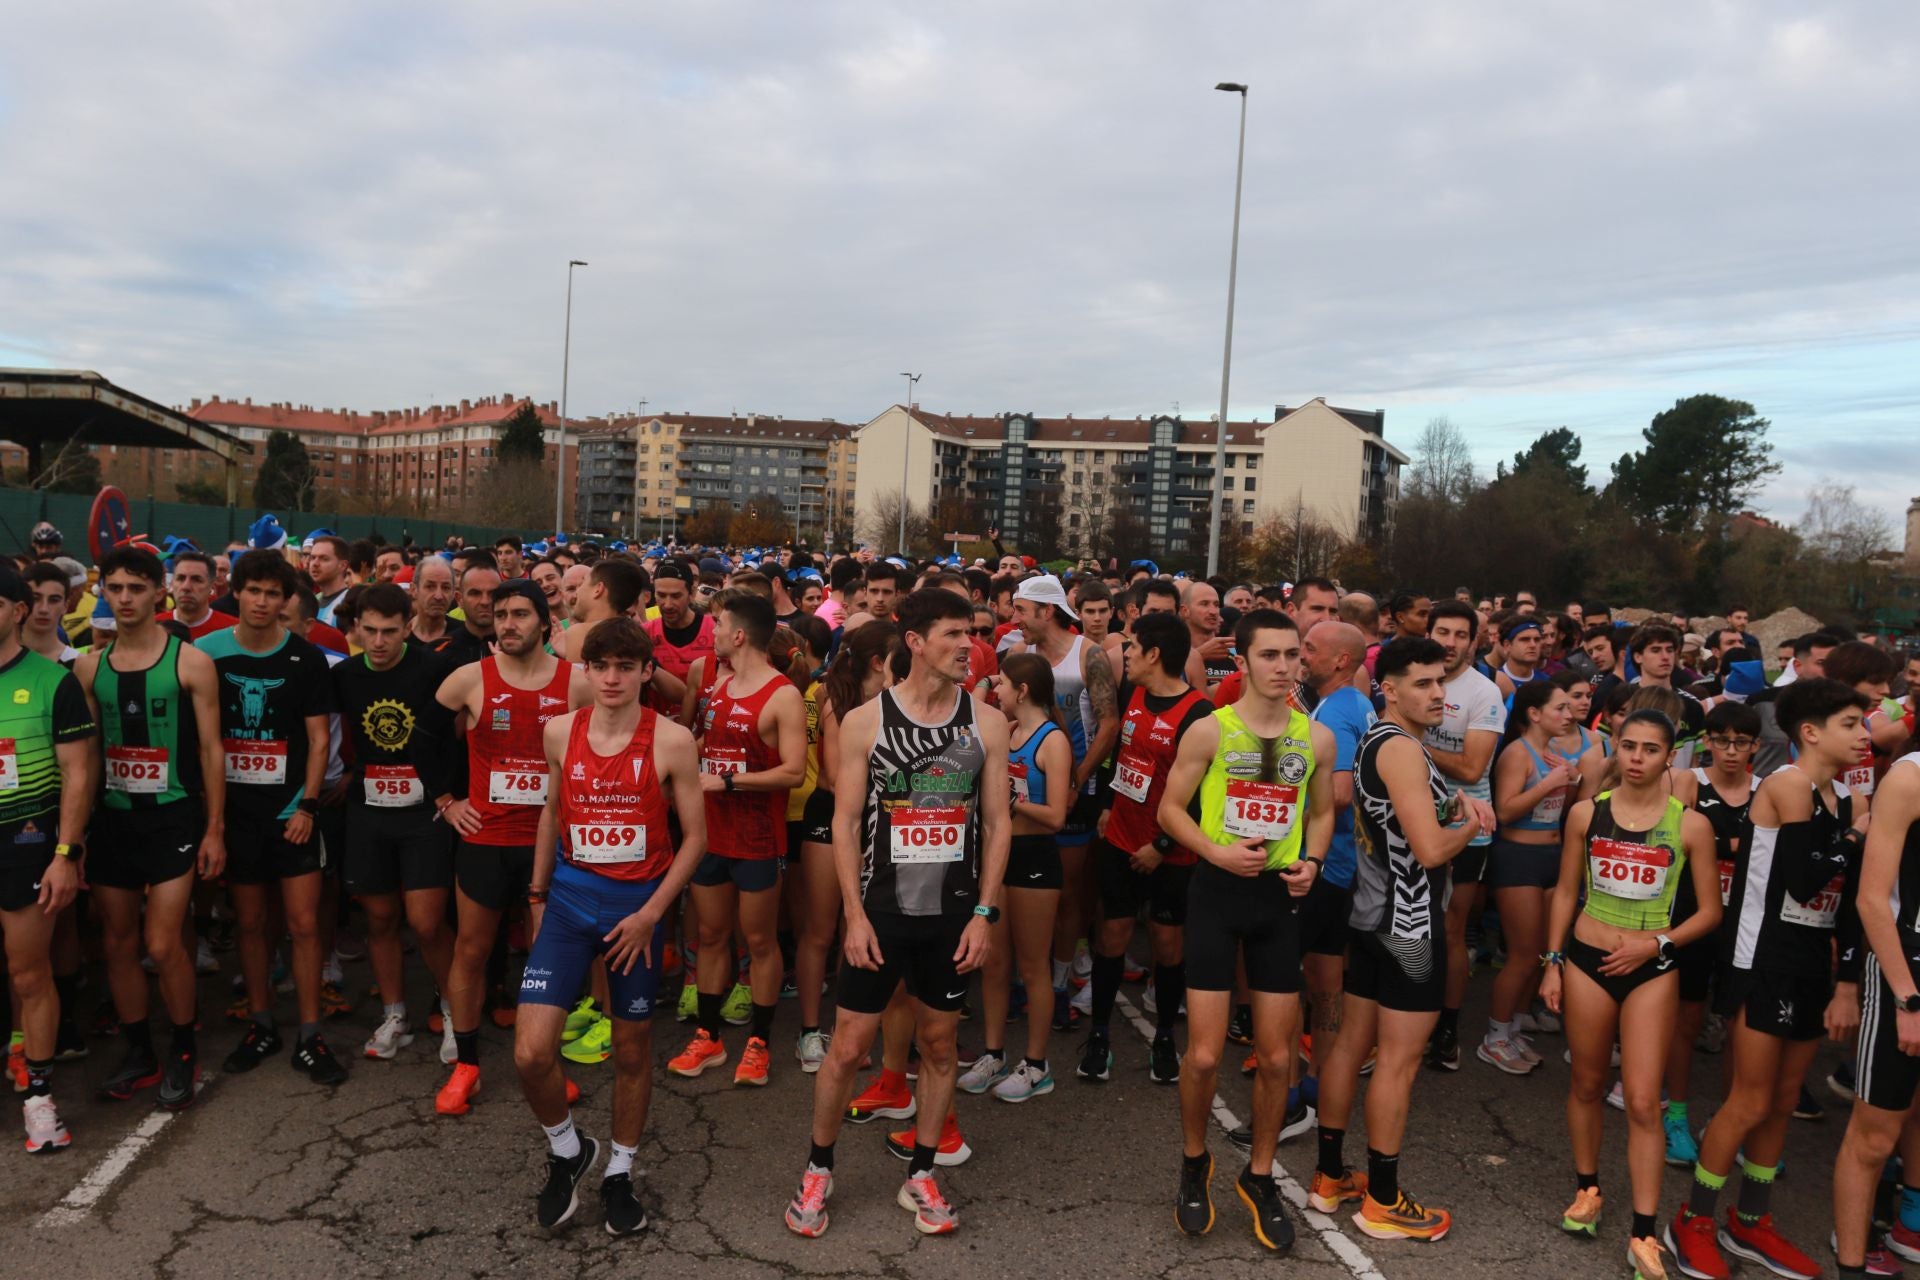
[1009,719,1059,808]
[1508,738,1570,832]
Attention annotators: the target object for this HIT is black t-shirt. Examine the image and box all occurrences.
[439,627,494,676]
[332,643,462,808]
[198,628,335,820]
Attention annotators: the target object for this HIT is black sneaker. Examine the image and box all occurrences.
[1227,1122,1253,1152]
[1226,1005,1254,1046]
[1076,1033,1112,1082]
[1236,1163,1295,1252]
[1148,1033,1180,1084]
[1051,988,1080,1033]
[1792,1085,1825,1121]
[157,1049,198,1111]
[97,1046,162,1100]
[1176,1153,1214,1236]
[1281,1101,1316,1143]
[602,1172,648,1236]
[1424,1025,1460,1072]
[55,1019,89,1061]
[292,1035,348,1085]
[538,1135,601,1229]
[223,1023,283,1074]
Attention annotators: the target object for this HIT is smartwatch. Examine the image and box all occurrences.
[723,773,736,793]
[1655,934,1677,966]
[972,904,1000,925]
[1902,994,1920,1014]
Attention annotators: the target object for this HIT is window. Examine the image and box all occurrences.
[1069,513,1082,529]
[1245,455,1259,470]
[1242,499,1256,514]
[1241,521,1253,536]
[1072,472,1083,486]
[1222,476,1234,491]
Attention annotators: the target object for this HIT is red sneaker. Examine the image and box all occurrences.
[1665,1209,1728,1280]
[667,1028,728,1078]
[565,1076,582,1106]
[734,1036,771,1087]
[435,1063,481,1116]
[1719,1212,1816,1280]
[886,1112,972,1166]
[846,1069,915,1123]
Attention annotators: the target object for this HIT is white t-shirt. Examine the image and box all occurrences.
[1424,667,1505,846]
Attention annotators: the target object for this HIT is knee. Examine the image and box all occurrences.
[694,922,728,950]
[916,1027,957,1068]
[513,1034,557,1079]
[1185,1042,1221,1077]
[9,959,52,1001]
[1256,1046,1291,1078]
[409,910,447,944]
[746,932,779,959]
[1568,1071,1609,1106]
[1852,1121,1900,1167]
[1622,1089,1663,1130]
[145,929,186,969]
[101,924,141,959]
[611,1029,651,1074]
[284,909,320,941]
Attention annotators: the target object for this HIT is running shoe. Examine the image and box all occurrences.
[795,1029,830,1074]
[1608,1080,1628,1111]
[675,984,697,1023]
[1696,1011,1728,1054]
[1518,1003,1562,1035]
[885,1113,971,1166]
[1123,960,1147,983]
[780,978,799,1000]
[1070,981,1092,1020]
[1792,1086,1825,1121]
[1050,985,1078,1032]
[1227,1122,1253,1153]
[157,1048,198,1112]
[1666,1209,1728,1279]
[334,930,366,961]
[1241,1048,1259,1077]
[1476,1034,1535,1076]
[785,1164,834,1238]
[602,1173,648,1236]
[195,938,220,974]
[1628,1234,1672,1280]
[1353,1190,1452,1242]
[1831,1230,1903,1276]
[225,994,251,1022]
[1561,1185,1603,1237]
[537,1134,601,1230]
[97,1047,162,1101]
[1227,1005,1254,1046]
[667,1029,729,1078]
[54,1020,88,1062]
[23,1094,70,1154]
[846,1069,915,1122]
[734,1036,771,1087]
[1829,1061,1859,1102]
[488,987,517,1030]
[1071,943,1092,983]
[1890,1222,1920,1263]
[1424,1025,1460,1072]
[1511,1033,1544,1066]
[566,1077,582,1106]
[1308,1168,1368,1213]
[958,1051,1008,1095]
[1720,1212,1818,1278]
[898,1172,958,1234]
[436,1063,482,1116]
[1177,1153,1214,1235]
[562,997,600,1042]
[364,1012,415,1060]
[318,983,352,1020]
[1149,1033,1180,1084]
[992,1059,1053,1103]
[1075,1034,1112,1082]
[1280,1101,1316,1143]
[222,1022,282,1073]
[721,983,753,1026]
[562,1016,613,1065]
[293,1035,348,1085]
[1664,1111,1700,1167]
[1237,1164,1295,1251]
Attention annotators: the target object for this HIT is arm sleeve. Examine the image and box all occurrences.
[50,671,96,743]
[408,665,463,800]
[1835,828,1866,982]
[1770,818,1853,905]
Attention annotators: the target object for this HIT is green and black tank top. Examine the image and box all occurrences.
[93,635,196,810]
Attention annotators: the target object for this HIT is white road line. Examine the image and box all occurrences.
[37,1075,216,1228]
[1113,993,1389,1280]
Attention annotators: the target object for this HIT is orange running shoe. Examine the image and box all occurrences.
[1241,1049,1258,1076]
[734,1036,771,1087]
[427,1008,445,1034]
[886,1112,972,1166]
[1308,1168,1369,1213]
[667,1028,729,1078]
[6,1037,25,1093]
[846,1068,916,1123]
[661,943,683,980]
[435,1063,481,1115]
[1353,1189,1451,1242]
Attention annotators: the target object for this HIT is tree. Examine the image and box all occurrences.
[174,478,228,506]
[1608,395,1779,536]
[497,402,547,465]
[253,429,316,512]
[1404,416,1477,505]
[1499,427,1588,490]
[859,490,929,557]
[463,460,551,530]
[38,442,102,494]
[682,501,733,547]
[729,492,790,548]
[1792,481,1898,622]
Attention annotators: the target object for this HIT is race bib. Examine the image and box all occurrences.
[1781,874,1843,929]
[569,822,647,864]
[0,738,15,791]
[1718,858,1735,908]
[1844,762,1876,798]
[364,764,422,808]
[223,737,287,786]
[702,746,747,777]
[105,745,169,795]
[488,757,548,806]
[1112,755,1152,804]
[1010,762,1031,805]
[1588,836,1672,901]
[1222,779,1298,842]
[890,806,967,863]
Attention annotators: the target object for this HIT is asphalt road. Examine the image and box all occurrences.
[3,952,1867,1280]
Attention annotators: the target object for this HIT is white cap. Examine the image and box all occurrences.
[1013,573,1077,623]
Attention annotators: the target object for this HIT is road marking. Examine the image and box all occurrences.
[1113,993,1389,1280]
[37,1074,216,1228]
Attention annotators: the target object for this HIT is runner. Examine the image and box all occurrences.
[306,535,352,625]
[1667,677,1870,1280]
[433,581,586,1114]
[669,592,805,1086]
[408,554,458,654]
[0,563,95,1152]
[784,587,1009,1239]
[1159,608,1331,1252]
[75,547,226,1110]
[202,551,345,1085]
[1313,636,1484,1244]
[1540,708,1717,1280]
[1630,624,1708,767]
[23,563,79,664]
[443,558,501,670]
[160,551,236,640]
[1179,581,1235,693]
[1493,616,1550,699]
[514,617,707,1233]
[561,560,646,666]
[642,560,713,715]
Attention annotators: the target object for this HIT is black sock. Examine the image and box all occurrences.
[455,1028,480,1067]
[909,1143,938,1178]
[697,991,722,1037]
[1577,1170,1600,1192]
[809,1141,834,1171]
[1366,1147,1399,1207]
[25,1057,52,1099]
[778,928,797,974]
[54,973,79,1034]
[1154,964,1184,1033]
[1632,1212,1657,1240]
[1090,952,1125,1030]
[751,1002,776,1042]
[801,1025,819,1038]
[122,1018,154,1057]
[1024,1055,1047,1071]
[1437,1007,1459,1037]
[1183,1150,1210,1174]
[171,1022,196,1057]
[1318,1127,1346,1179]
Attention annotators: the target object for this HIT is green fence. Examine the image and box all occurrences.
[0,490,531,561]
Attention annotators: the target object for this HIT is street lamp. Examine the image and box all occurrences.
[1207,83,1247,580]
[555,258,588,537]
[899,371,920,555]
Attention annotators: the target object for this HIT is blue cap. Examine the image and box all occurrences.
[1131,559,1160,577]
[248,514,288,551]
[300,527,337,551]
[608,540,628,553]
[1724,659,1768,698]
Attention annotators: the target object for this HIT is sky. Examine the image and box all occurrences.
[3,3,1916,538]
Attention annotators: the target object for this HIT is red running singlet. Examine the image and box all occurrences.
[467,658,574,846]
[700,672,793,861]
[559,706,672,882]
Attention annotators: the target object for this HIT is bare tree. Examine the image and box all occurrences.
[1798,481,1893,564]
[858,489,927,556]
[1405,416,1478,506]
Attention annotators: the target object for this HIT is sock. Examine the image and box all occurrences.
[455,1029,480,1067]
[298,1021,320,1044]
[1900,1183,1920,1232]
[1487,1017,1512,1042]
[53,974,79,1033]
[1736,1158,1777,1223]
[171,1022,196,1057]
[1688,1162,1728,1219]
[1366,1147,1399,1207]
[25,1057,52,1099]
[1317,1127,1346,1179]
[383,1001,407,1023]
[1437,1006,1459,1037]
[909,1142,938,1178]
[697,991,722,1037]
[1154,963,1184,1033]
[878,1067,906,1090]
[542,1114,581,1160]
[809,1141,835,1171]
[801,1025,819,1038]
[122,1018,155,1057]
[1632,1211,1657,1239]
[1051,958,1070,989]
[251,1009,275,1032]
[1577,1170,1600,1192]
[1024,1056,1047,1072]
[751,1002,776,1042]
[606,1141,638,1178]
[1286,1084,1300,1113]
[1090,952,1124,1029]
[1839,1266,1868,1277]
[1184,1150,1210,1173]
[1665,1099,1688,1123]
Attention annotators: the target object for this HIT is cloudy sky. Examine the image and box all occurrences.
[5,3,1916,535]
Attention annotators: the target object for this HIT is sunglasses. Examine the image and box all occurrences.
[971,626,995,636]
[696,586,717,598]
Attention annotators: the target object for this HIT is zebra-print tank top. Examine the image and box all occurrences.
[1351,720,1452,941]
[860,686,985,918]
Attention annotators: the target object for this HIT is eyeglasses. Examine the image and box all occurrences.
[1704,735,1756,751]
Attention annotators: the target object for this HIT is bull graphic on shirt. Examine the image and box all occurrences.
[224,674,286,731]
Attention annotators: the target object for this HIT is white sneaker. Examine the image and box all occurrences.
[322,951,345,987]
[1476,1035,1536,1075]
[1606,1080,1626,1111]
[23,1094,71,1153]
[992,1059,1055,1103]
[1511,1033,1543,1066]
[195,940,220,974]
[796,1030,830,1074]
[1519,1003,1562,1035]
[364,1012,415,1060]
[1071,945,1092,982]
[439,1003,458,1065]
[958,1051,1008,1095]
[1070,981,1092,1018]
[1141,984,1157,1017]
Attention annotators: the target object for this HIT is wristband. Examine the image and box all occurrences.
[1540,951,1564,968]
[527,888,549,904]
[297,799,319,816]
[1153,835,1175,855]
[1302,855,1324,869]
[723,772,736,793]
[54,842,79,860]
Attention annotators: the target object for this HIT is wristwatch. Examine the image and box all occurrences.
[53,842,81,860]
[1655,934,1677,965]
[1902,994,1920,1014]
[723,773,736,793]
[972,904,1000,924]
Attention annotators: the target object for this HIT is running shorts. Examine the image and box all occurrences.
[1185,861,1300,994]
[690,852,781,893]
[799,789,834,847]
[344,803,453,896]
[1092,838,1191,927]
[1486,838,1559,891]
[456,840,535,912]
[225,804,325,885]
[0,819,54,912]
[1715,964,1830,1042]
[87,802,201,890]
[1297,872,1353,959]
[520,860,665,1021]
[1345,927,1445,1013]
[1007,834,1062,891]
[835,911,970,1015]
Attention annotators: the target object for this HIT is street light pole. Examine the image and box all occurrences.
[898,371,920,555]
[1207,84,1247,580]
[555,258,588,537]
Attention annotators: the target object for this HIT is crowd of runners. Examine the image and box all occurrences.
[4,512,1920,1278]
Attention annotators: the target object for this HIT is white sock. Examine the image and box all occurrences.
[1489,1018,1512,1041]
[543,1114,581,1159]
[383,1002,407,1023]
[322,953,343,985]
[606,1141,638,1178]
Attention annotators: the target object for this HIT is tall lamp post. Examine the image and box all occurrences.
[555,258,588,537]
[1207,83,1247,580]
[898,371,920,555]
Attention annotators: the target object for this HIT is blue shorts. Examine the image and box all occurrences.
[520,860,666,1021]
